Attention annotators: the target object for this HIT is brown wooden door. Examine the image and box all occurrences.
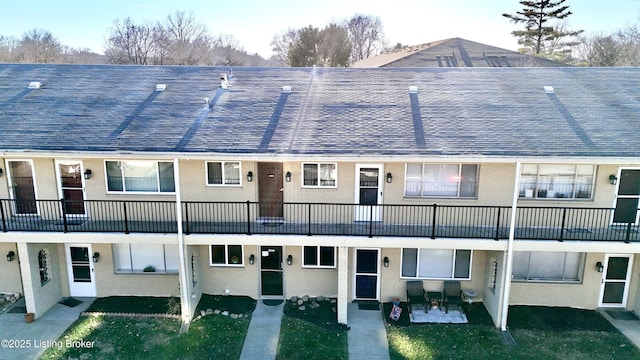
[8,161,37,215]
[613,169,640,224]
[258,163,283,218]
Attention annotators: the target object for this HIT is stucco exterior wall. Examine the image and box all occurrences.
[0,243,22,294]
[284,246,338,298]
[198,245,260,298]
[24,243,63,318]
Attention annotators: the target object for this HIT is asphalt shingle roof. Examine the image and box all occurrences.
[1,64,639,158]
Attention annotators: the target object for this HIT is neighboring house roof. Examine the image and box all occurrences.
[352,38,567,68]
[0,64,639,159]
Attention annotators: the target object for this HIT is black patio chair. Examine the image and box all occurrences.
[406,280,428,313]
[443,280,463,314]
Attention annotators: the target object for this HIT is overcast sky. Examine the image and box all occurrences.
[2,0,639,57]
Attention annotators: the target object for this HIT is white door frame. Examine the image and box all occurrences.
[354,164,384,222]
[352,248,381,301]
[55,160,88,218]
[611,167,640,225]
[598,254,634,308]
[65,244,97,297]
[5,159,40,216]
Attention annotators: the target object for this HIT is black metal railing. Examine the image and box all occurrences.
[0,199,638,242]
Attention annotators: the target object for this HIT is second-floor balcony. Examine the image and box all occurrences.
[0,199,638,242]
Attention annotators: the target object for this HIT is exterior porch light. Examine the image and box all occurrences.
[596,261,604,273]
[92,252,100,263]
[609,174,618,185]
[247,171,253,182]
[0,168,3,177]
[84,169,92,180]
[383,256,389,267]
[6,251,15,262]
[287,254,293,266]
[249,254,255,265]
[285,171,292,182]
[386,172,393,183]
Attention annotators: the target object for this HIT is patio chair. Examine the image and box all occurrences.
[406,280,428,313]
[443,280,463,314]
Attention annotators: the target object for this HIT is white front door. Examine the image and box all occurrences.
[55,160,88,218]
[66,244,96,297]
[599,254,633,307]
[354,164,383,222]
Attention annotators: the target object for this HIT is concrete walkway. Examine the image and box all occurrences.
[600,309,640,349]
[0,297,95,360]
[347,303,391,360]
[239,300,284,360]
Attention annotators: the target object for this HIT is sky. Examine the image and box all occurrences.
[2,0,640,58]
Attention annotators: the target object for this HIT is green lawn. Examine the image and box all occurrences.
[386,303,640,360]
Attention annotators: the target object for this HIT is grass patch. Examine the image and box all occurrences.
[86,296,180,315]
[276,299,348,360]
[386,303,640,360]
[194,294,256,316]
[40,295,251,360]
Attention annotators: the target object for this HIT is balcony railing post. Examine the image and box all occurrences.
[246,201,252,235]
[559,208,567,242]
[60,198,69,233]
[0,200,7,232]
[494,207,502,240]
[626,222,632,243]
[307,203,312,236]
[431,204,437,239]
[369,204,374,238]
[183,202,190,235]
[123,201,129,234]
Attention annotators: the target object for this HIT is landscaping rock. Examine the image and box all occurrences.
[301,295,309,302]
[332,307,336,312]
[221,311,229,316]
[200,310,206,317]
[297,299,304,306]
[230,313,239,319]
[205,308,213,315]
[330,299,337,304]
[310,301,320,309]
[317,295,326,302]
[298,305,306,311]
[290,296,299,303]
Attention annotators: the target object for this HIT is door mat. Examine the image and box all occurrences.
[263,299,284,306]
[59,297,83,307]
[357,301,380,310]
[606,310,639,320]
[8,306,26,313]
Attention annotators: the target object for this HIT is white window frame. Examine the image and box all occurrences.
[205,161,242,187]
[302,246,337,268]
[519,164,596,200]
[302,163,337,188]
[512,251,584,283]
[404,163,478,198]
[400,248,472,280]
[209,244,244,267]
[112,244,179,274]
[105,160,175,194]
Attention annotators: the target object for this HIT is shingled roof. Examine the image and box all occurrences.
[352,38,567,68]
[1,64,639,159]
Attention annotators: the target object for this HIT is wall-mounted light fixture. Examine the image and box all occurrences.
[287,254,293,266]
[285,171,291,182]
[92,252,100,263]
[247,171,253,182]
[596,261,604,273]
[84,169,92,180]
[383,256,389,268]
[6,251,15,262]
[386,172,393,183]
[249,254,255,265]
[0,168,3,177]
[609,174,618,185]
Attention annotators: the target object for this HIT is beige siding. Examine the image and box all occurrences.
[0,243,22,294]
[198,245,260,298]
[23,243,64,318]
[284,246,338,298]
[482,251,504,327]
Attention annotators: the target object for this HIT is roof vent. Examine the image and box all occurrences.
[155,84,166,92]
[543,86,554,94]
[220,73,228,89]
[28,82,42,89]
[282,86,292,93]
[408,86,418,94]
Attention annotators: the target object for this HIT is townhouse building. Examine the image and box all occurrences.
[0,64,639,330]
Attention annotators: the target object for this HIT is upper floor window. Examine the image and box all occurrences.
[405,164,478,198]
[520,164,595,200]
[106,160,175,193]
[206,161,241,186]
[512,251,583,283]
[303,163,337,187]
[401,248,472,280]
[303,246,336,268]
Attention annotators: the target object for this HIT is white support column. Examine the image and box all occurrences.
[17,243,36,315]
[500,161,521,331]
[174,158,191,324]
[337,246,348,325]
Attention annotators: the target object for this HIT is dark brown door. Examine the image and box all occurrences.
[9,161,37,215]
[258,163,283,218]
[58,162,86,216]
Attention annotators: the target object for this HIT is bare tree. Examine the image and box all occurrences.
[211,34,244,66]
[16,29,62,63]
[105,18,158,65]
[270,28,298,65]
[162,11,212,65]
[577,32,620,66]
[0,35,18,62]
[343,14,385,63]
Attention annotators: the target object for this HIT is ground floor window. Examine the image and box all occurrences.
[113,244,179,273]
[401,248,472,279]
[210,245,243,266]
[303,246,336,268]
[512,251,583,282]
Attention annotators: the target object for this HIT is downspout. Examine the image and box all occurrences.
[174,158,191,325]
[500,161,521,331]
